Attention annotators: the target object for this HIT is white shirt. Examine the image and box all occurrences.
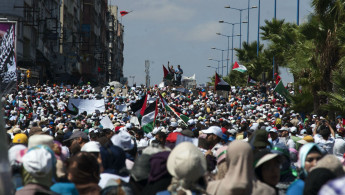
[314,134,335,154]
[287,138,296,149]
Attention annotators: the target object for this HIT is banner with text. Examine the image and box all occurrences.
[0,22,16,95]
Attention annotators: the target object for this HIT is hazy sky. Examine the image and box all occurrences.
[112,0,313,86]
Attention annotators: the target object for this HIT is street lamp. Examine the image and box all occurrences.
[129,76,135,86]
[224,5,257,48]
[208,58,221,75]
[211,47,232,75]
[206,65,226,75]
[257,0,261,56]
[297,0,300,25]
[218,21,242,74]
[216,30,241,75]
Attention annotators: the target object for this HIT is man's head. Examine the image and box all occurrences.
[178,65,181,69]
[201,126,223,148]
[64,131,89,155]
[269,128,279,140]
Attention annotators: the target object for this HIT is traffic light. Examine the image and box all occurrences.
[26,70,31,78]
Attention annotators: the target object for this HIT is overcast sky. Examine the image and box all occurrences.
[112,0,313,86]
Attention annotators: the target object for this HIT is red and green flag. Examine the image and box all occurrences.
[247,75,257,86]
[158,92,189,125]
[274,80,292,103]
[139,97,158,133]
[163,65,173,80]
[215,72,230,91]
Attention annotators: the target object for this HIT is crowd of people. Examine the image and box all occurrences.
[3,81,345,195]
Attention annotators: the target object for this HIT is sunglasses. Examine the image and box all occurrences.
[305,156,322,163]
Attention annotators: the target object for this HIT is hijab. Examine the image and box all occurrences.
[299,143,322,176]
[207,140,253,195]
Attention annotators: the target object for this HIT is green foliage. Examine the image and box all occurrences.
[319,70,345,116]
[290,91,314,114]
[208,0,345,116]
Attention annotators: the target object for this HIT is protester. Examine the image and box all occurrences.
[3,80,345,194]
[286,143,323,195]
[254,150,282,193]
[158,142,207,195]
[207,141,275,195]
[65,152,101,195]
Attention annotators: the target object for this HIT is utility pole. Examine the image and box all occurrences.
[145,60,150,87]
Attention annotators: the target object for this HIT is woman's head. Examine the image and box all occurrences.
[67,152,100,185]
[167,142,206,187]
[100,143,127,176]
[254,150,281,187]
[299,143,323,175]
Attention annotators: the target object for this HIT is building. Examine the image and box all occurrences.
[0,0,124,84]
[107,5,124,83]
[0,0,60,83]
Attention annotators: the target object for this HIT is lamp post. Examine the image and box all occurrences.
[206,65,227,75]
[211,47,232,76]
[216,24,241,74]
[297,0,300,25]
[129,76,135,86]
[257,0,261,56]
[208,58,222,75]
[224,5,257,47]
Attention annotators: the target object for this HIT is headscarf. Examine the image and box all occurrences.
[299,143,322,176]
[100,143,128,177]
[148,151,170,183]
[207,140,253,195]
[166,142,207,194]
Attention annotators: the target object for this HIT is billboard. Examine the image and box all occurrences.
[0,22,17,94]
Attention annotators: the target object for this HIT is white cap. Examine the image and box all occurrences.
[81,141,101,152]
[187,119,195,126]
[170,122,178,127]
[290,127,297,133]
[201,126,223,139]
[22,147,53,178]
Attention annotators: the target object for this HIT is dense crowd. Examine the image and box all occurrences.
[3,81,345,195]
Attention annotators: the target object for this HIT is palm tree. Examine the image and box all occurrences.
[260,19,299,75]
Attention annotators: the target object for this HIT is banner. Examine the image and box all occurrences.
[67,98,105,114]
[100,116,115,130]
[116,104,128,112]
[0,22,16,95]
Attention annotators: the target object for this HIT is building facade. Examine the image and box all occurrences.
[0,0,124,85]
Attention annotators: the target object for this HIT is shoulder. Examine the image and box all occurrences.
[319,176,345,195]
[286,179,304,195]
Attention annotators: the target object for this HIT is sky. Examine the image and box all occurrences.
[112,0,313,86]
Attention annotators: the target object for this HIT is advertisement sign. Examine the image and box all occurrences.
[0,22,16,94]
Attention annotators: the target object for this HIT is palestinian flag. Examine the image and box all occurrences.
[247,75,257,86]
[130,94,146,116]
[158,92,189,125]
[274,80,292,103]
[232,61,247,73]
[163,65,173,80]
[120,11,132,16]
[215,72,230,91]
[140,99,159,133]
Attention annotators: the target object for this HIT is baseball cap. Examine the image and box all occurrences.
[187,119,195,126]
[170,122,178,127]
[201,126,223,139]
[297,135,314,144]
[290,127,297,133]
[63,131,89,142]
[269,128,278,133]
[81,141,101,152]
[254,153,280,168]
[12,133,28,144]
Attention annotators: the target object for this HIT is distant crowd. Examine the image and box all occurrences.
[3,81,345,195]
